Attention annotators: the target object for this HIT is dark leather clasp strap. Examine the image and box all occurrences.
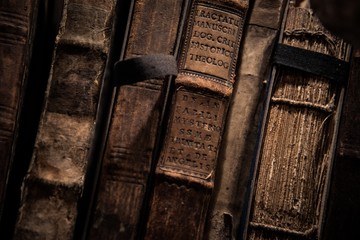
[273,44,349,83]
[113,54,178,86]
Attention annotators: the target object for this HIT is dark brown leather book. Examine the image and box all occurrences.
[205,0,288,238]
[13,0,117,238]
[245,1,351,239]
[144,0,249,239]
[0,0,38,217]
[322,48,360,240]
[86,0,187,239]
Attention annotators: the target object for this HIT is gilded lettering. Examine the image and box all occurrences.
[189,53,229,69]
[204,134,212,141]
[195,152,208,161]
[193,30,214,41]
[175,116,181,123]
[160,88,227,177]
[194,130,202,139]
[181,4,243,81]
[178,129,204,140]
[193,20,237,36]
[194,8,240,27]
[216,36,236,48]
[190,41,235,58]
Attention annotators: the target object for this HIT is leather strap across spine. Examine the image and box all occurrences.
[273,43,349,83]
[113,54,178,85]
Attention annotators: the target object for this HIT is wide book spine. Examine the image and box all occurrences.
[0,0,38,217]
[144,0,249,239]
[246,1,350,240]
[14,0,116,238]
[205,0,287,238]
[86,0,186,239]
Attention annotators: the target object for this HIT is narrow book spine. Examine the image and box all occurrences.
[14,0,116,238]
[0,0,38,216]
[246,2,350,240]
[144,0,249,239]
[87,0,186,239]
[322,49,360,240]
[205,0,288,239]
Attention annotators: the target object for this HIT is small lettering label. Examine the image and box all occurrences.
[159,89,226,178]
[181,2,244,82]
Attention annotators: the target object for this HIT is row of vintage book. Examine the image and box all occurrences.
[0,0,359,239]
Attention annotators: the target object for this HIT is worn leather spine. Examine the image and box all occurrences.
[322,48,360,240]
[144,0,249,239]
[205,0,288,239]
[86,0,186,239]
[0,0,38,217]
[246,1,350,240]
[13,0,116,238]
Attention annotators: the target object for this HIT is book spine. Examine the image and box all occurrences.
[86,0,186,239]
[246,1,350,240]
[0,0,38,217]
[322,49,360,240]
[144,0,249,239]
[14,0,116,238]
[205,0,288,239]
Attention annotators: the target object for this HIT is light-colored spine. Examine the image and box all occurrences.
[205,0,288,238]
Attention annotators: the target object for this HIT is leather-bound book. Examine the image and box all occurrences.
[14,0,117,238]
[245,1,351,239]
[0,0,38,217]
[144,0,249,239]
[86,0,187,239]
